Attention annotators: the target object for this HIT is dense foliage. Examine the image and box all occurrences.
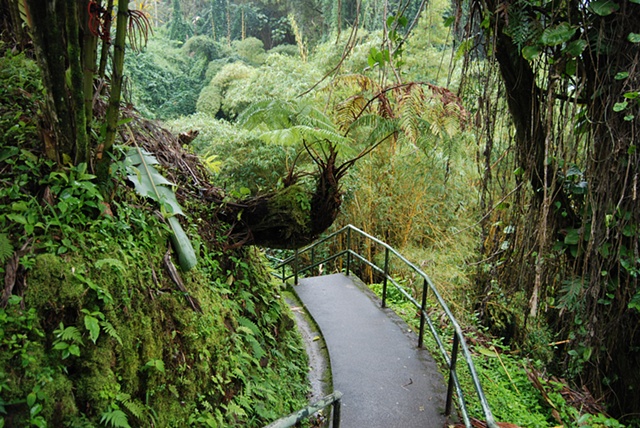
[0,45,308,427]
[2,0,639,425]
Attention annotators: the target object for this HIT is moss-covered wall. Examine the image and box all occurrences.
[0,45,309,427]
[1,210,309,427]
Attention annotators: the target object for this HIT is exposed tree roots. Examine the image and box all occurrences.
[120,108,344,250]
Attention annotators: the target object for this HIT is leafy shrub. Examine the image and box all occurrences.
[125,36,204,119]
[182,35,220,61]
[233,37,267,65]
[196,85,222,116]
[269,44,300,57]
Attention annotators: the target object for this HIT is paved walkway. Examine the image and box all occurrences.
[293,273,446,428]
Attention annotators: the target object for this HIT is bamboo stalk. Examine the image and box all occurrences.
[96,0,128,177]
[66,0,89,165]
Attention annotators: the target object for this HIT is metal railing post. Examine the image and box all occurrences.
[345,227,351,276]
[445,333,460,416]
[311,247,315,275]
[382,248,390,308]
[333,397,341,428]
[294,248,299,285]
[418,277,428,348]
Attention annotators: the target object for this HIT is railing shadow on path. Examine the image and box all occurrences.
[265,224,497,428]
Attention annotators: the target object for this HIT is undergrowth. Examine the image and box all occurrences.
[367,280,624,427]
[0,47,309,427]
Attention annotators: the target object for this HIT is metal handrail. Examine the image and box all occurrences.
[264,391,342,428]
[271,224,497,428]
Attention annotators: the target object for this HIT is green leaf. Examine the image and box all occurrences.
[615,71,629,80]
[522,45,541,60]
[564,228,580,245]
[27,392,36,408]
[84,315,100,343]
[589,0,619,16]
[168,216,197,271]
[624,91,639,99]
[564,39,588,57]
[540,23,576,46]
[143,358,165,373]
[630,292,640,312]
[629,33,640,43]
[68,344,81,357]
[613,101,628,112]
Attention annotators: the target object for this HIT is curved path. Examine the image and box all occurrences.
[293,273,446,428]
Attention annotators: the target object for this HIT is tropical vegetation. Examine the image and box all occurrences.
[0,0,638,426]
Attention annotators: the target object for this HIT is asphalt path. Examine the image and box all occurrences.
[294,273,446,428]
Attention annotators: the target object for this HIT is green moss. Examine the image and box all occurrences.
[267,184,312,233]
[24,253,84,310]
[41,373,78,423]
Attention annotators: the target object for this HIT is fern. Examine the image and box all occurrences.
[335,95,369,130]
[349,114,399,147]
[100,409,131,428]
[237,316,261,337]
[330,74,380,93]
[116,393,145,421]
[100,320,123,346]
[55,323,83,344]
[0,234,12,264]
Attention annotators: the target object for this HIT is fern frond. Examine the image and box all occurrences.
[238,99,296,131]
[0,234,13,264]
[100,409,131,428]
[349,114,399,146]
[100,320,123,346]
[297,105,337,131]
[397,85,425,144]
[331,74,380,93]
[335,95,369,131]
[237,316,261,337]
[56,324,84,344]
[121,398,145,420]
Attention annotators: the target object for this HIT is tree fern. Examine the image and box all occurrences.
[335,95,369,130]
[348,114,399,146]
[239,99,355,158]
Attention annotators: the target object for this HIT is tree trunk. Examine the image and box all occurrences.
[475,0,640,416]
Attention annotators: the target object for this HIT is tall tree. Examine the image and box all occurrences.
[463,0,640,417]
